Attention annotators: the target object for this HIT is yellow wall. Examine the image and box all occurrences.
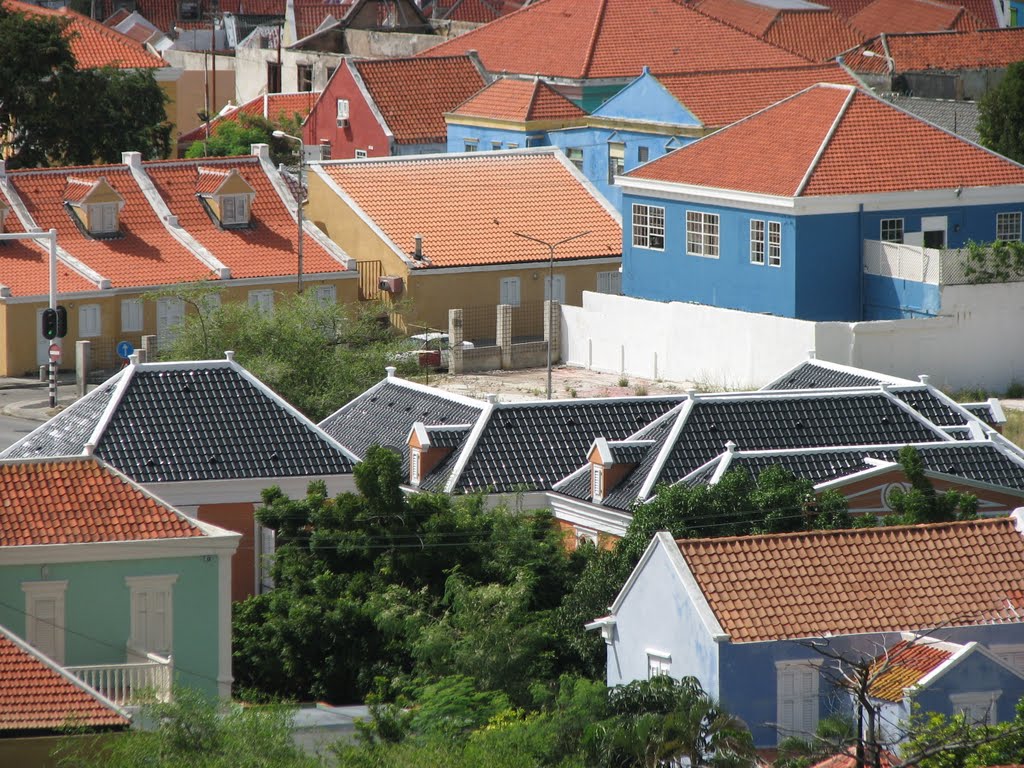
[0,732,121,768]
[163,69,236,140]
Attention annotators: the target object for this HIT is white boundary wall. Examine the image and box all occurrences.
[563,285,1024,392]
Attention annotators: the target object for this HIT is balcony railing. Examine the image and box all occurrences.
[66,653,172,706]
[863,240,1024,286]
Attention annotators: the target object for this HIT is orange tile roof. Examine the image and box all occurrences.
[694,0,777,35]
[868,640,954,701]
[0,205,96,298]
[419,0,811,80]
[129,0,284,35]
[319,150,621,268]
[143,156,349,279]
[627,84,1024,196]
[851,0,978,37]
[656,64,858,127]
[103,7,133,25]
[354,56,487,144]
[809,0,876,17]
[0,627,129,732]
[9,164,216,288]
[811,748,898,768]
[849,28,1024,75]
[450,77,587,122]
[0,458,205,546]
[179,91,320,145]
[677,517,1024,643]
[2,0,167,69]
[431,0,524,23]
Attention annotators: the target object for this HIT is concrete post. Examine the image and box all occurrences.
[136,348,147,363]
[497,304,513,369]
[544,300,561,364]
[75,340,90,398]
[141,334,157,361]
[448,308,464,374]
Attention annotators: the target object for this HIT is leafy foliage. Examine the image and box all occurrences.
[886,445,978,524]
[963,239,1024,284]
[979,61,1024,164]
[185,111,305,166]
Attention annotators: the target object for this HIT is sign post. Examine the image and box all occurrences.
[48,343,61,408]
[116,341,135,361]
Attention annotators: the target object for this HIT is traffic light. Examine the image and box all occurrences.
[55,305,68,338]
[41,308,57,340]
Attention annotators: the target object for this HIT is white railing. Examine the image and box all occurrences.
[66,653,172,706]
[863,240,942,284]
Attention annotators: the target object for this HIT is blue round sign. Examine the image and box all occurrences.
[116,341,135,360]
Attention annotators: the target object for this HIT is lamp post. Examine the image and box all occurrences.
[511,230,591,400]
[861,48,896,75]
[272,130,305,294]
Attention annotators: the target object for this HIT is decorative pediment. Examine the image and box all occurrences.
[196,168,256,227]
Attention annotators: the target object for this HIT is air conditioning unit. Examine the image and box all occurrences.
[336,99,349,128]
[379,275,404,294]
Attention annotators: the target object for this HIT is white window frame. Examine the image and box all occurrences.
[632,204,665,250]
[750,219,765,265]
[22,580,68,664]
[608,142,625,185]
[314,284,336,306]
[90,202,118,234]
[592,465,604,502]
[647,650,671,679]
[996,211,1022,242]
[125,574,177,657]
[768,220,782,267]
[499,277,520,307]
[121,299,143,332]
[354,149,368,159]
[880,218,904,243]
[464,140,479,153]
[597,270,622,295]
[950,691,1000,726]
[686,211,720,258]
[992,644,1024,674]
[248,289,275,315]
[336,98,349,121]
[776,659,822,742]
[220,194,249,226]
[410,448,421,485]
[79,304,102,338]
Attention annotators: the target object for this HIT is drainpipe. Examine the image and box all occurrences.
[858,202,865,321]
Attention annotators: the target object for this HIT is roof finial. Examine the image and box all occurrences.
[808,349,816,359]
[918,374,930,386]
[128,352,139,366]
[385,366,397,378]
[725,440,736,454]
[225,350,235,362]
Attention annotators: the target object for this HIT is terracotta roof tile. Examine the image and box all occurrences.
[812,748,898,768]
[0,627,130,732]
[319,150,620,268]
[851,0,979,37]
[0,458,205,546]
[848,27,1024,75]
[9,164,217,288]
[678,517,1024,643]
[450,77,587,122]
[868,639,954,701]
[179,91,319,145]
[195,166,233,195]
[144,156,349,278]
[0,207,96,297]
[430,0,523,23]
[808,0,876,18]
[419,0,810,80]
[3,0,167,69]
[628,84,1024,196]
[129,0,284,35]
[354,56,487,144]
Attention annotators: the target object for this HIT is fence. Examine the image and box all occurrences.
[863,240,941,284]
[67,653,172,706]
[447,301,559,373]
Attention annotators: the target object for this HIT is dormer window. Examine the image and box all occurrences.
[196,167,256,229]
[220,195,250,226]
[91,202,119,234]
[63,176,125,238]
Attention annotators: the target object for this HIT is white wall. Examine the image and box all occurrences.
[563,284,1024,392]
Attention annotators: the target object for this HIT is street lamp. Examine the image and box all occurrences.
[861,48,895,74]
[272,130,305,294]
[511,230,591,400]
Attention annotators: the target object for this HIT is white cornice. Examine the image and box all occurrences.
[547,491,632,538]
[1,533,240,566]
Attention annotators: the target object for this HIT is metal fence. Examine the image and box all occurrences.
[86,334,143,382]
[460,303,497,346]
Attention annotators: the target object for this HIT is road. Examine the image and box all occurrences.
[0,413,35,451]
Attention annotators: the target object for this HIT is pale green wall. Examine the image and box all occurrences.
[0,555,221,698]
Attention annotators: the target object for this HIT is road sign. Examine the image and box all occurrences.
[117,340,135,360]
[48,343,61,363]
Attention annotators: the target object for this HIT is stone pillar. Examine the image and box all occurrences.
[544,300,561,364]
[497,304,513,369]
[75,340,90,398]
[141,334,157,361]
[448,308,464,374]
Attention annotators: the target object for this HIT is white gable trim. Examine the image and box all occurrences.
[638,400,692,500]
[548,491,633,538]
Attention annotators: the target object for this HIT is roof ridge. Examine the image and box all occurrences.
[580,0,609,79]
[794,84,856,196]
[525,77,542,121]
[657,62,843,78]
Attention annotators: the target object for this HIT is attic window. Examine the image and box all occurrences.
[196,168,256,229]
[220,195,250,226]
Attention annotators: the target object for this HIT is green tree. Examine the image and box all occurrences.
[887,445,978,525]
[186,111,304,166]
[979,61,1024,164]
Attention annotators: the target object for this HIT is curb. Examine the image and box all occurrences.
[1,399,74,423]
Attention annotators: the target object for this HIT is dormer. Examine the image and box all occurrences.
[64,177,125,237]
[196,167,256,228]
[407,422,472,487]
[587,437,655,504]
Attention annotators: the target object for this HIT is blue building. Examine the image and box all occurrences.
[617,83,1024,321]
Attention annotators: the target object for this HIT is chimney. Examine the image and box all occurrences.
[385,365,397,378]
[251,143,271,161]
[129,352,140,365]
[121,151,142,169]
[84,442,96,456]
[413,234,423,260]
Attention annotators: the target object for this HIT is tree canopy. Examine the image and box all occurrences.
[185,111,305,166]
[979,61,1024,164]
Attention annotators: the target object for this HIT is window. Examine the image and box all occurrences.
[526,136,544,147]
[354,149,368,159]
[575,526,598,546]
[79,304,101,338]
[647,651,671,679]
[200,292,221,315]
[297,64,313,92]
[258,525,275,594]
[220,194,249,226]
[591,465,604,501]
[632,204,665,250]
[91,202,118,234]
[544,273,566,304]
[507,142,518,149]
[597,270,622,295]
[491,142,502,151]
[776,660,821,741]
[156,297,184,349]
[410,448,421,485]
[336,99,349,124]
[997,212,1022,241]
[126,575,176,657]
[499,277,520,307]
[608,142,625,185]
[319,142,332,161]
[326,66,337,82]
[686,211,720,258]
[464,140,478,152]
[951,692,1000,726]
[315,284,336,306]
[121,299,143,332]
[22,581,67,664]
[248,289,274,315]
[566,147,584,171]
[750,219,765,265]
[880,218,904,243]
[768,221,782,267]
[267,61,282,93]
[637,146,649,163]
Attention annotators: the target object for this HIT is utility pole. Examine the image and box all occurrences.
[272,131,305,293]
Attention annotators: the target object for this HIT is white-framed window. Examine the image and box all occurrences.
[156,296,184,349]
[566,147,584,171]
[632,204,665,250]
[464,140,478,152]
[574,526,598,546]
[880,218,904,243]
[248,289,274,315]
[22,580,68,664]
[592,465,604,501]
[750,219,765,265]
[647,650,671,679]
[79,304,101,338]
[199,292,221,315]
[638,146,649,163]
[336,98,349,122]
[90,202,118,234]
[354,149,368,159]
[258,525,276,594]
[597,270,622,295]
[319,142,332,161]
[491,141,502,151]
[686,211,719,258]
[220,194,249,226]
[996,211,1022,241]
[768,220,782,267]
[951,691,1000,726]
[121,299,143,332]
[126,574,176,656]
[992,644,1024,674]
[410,448,421,485]
[315,284,336,306]
[776,659,821,741]
[507,142,518,149]
[608,142,625,185]
[499,277,520,307]
[544,273,566,304]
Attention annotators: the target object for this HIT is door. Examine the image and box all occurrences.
[544,274,566,304]
[156,297,185,351]
[24,581,67,664]
[921,216,947,249]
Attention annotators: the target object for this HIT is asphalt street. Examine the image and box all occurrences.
[0,414,36,451]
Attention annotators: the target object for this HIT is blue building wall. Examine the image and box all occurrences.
[591,70,702,127]
[854,203,1017,248]
[793,212,862,321]
[913,649,1024,722]
[445,123,539,153]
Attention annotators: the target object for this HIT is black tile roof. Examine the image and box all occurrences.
[764,361,891,390]
[425,425,473,449]
[609,441,654,464]
[891,388,967,427]
[962,402,1000,426]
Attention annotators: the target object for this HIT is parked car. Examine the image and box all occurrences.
[397,333,474,370]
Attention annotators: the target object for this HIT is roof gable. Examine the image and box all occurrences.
[179,92,320,146]
[849,27,1024,75]
[450,77,588,123]
[850,0,977,37]
[592,69,702,127]
[195,167,255,197]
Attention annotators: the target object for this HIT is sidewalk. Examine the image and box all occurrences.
[0,375,79,422]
